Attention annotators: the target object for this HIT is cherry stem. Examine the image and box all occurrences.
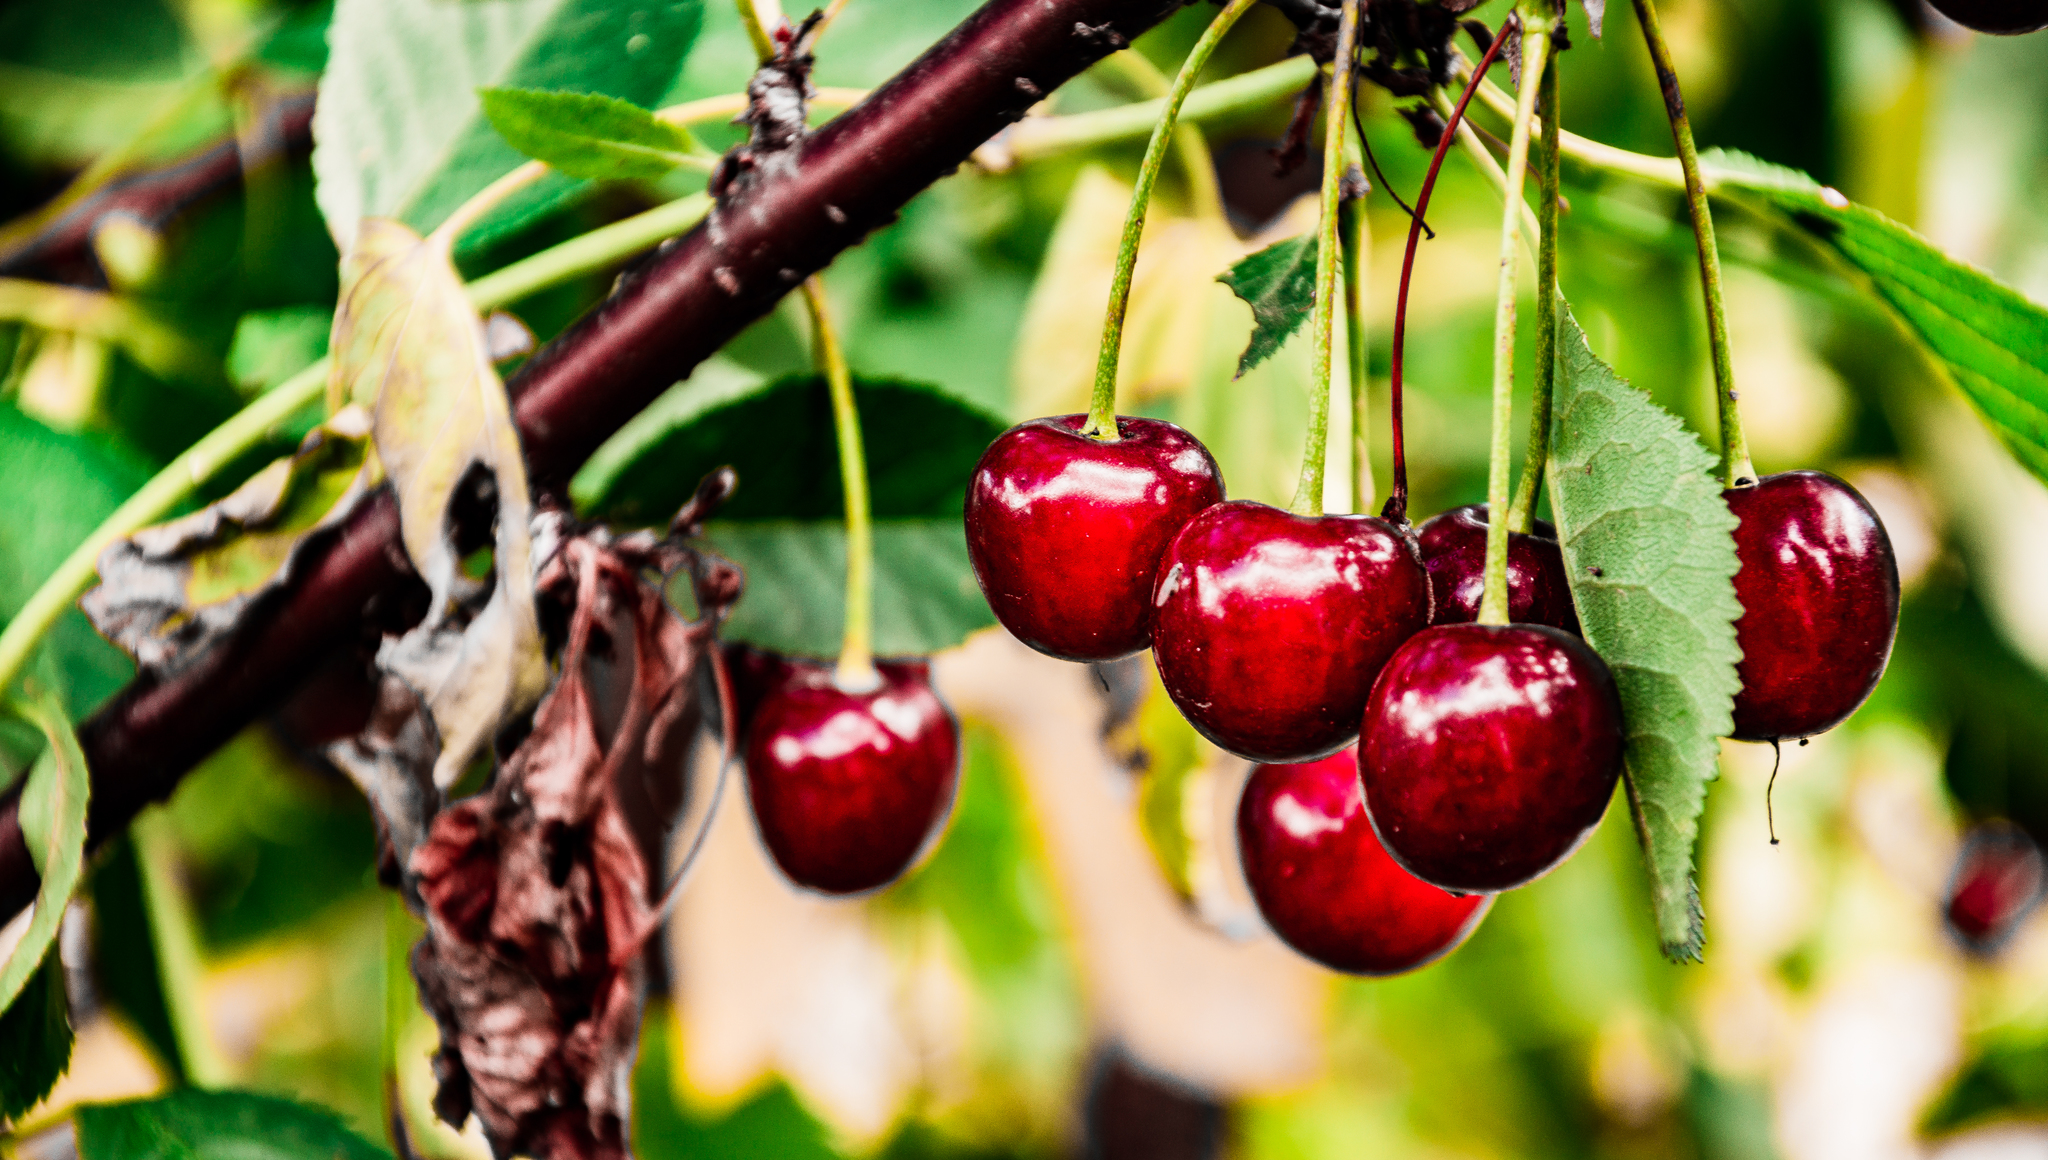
[1385,21,1515,526]
[735,0,786,61]
[1083,0,1258,442]
[1340,188,1372,516]
[1505,51,1561,535]
[1288,0,1363,518]
[800,278,879,692]
[1098,51,1225,224]
[1477,12,1548,628]
[1630,0,1754,489]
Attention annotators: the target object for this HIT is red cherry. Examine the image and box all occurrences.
[743,658,960,895]
[1944,822,2046,954]
[1726,470,1899,742]
[965,414,1224,661]
[1927,0,2048,34]
[1361,623,1624,893]
[1237,748,1490,975]
[1415,503,1579,634]
[1150,500,1432,763]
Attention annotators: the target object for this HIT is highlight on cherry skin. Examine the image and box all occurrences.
[741,655,961,896]
[1415,503,1579,635]
[1237,747,1491,976]
[1724,469,1900,743]
[1361,622,1625,894]
[964,414,1224,662]
[1149,499,1433,765]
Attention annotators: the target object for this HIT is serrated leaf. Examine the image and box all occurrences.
[0,680,88,1118]
[1545,304,1742,962]
[1217,234,1317,378]
[331,218,546,789]
[82,409,379,677]
[481,86,710,182]
[74,1089,393,1160]
[312,0,704,252]
[1699,148,2048,484]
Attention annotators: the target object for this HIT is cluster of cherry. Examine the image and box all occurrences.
[965,413,1898,974]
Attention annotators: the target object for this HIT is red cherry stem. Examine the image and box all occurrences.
[1083,0,1260,442]
[1382,20,1514,526]
[1289,0,1364,517]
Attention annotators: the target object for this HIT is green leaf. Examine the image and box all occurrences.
[1217,234,1316,378]
[1544,304,1742,962]
[1700,148,2048,483]
[481,86,709,182]
[312,0,704,253]
[0,950,71,1122]
[74,1089,393,1160]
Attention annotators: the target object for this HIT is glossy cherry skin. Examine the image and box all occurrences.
[1416,504,1579,634]
[1361,623,1624,893]
[965,414,1224,661]
[1238,748,1491,975]
[1928,0,2048,34]
[1150,500,1432,763]
[1725,470,1900,742]
[743,658,960,895]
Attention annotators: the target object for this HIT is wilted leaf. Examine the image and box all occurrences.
[1217,234,1317,378]
[1700,149,2048,485]
[1545,304,1742,961]
[0,681,88,1116]
[481,87,712,182]
[74,1088,392,1160]
[83,408,379,676]
[330,218,547,788]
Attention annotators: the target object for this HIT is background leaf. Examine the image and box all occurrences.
[481,87,708,182]
[74,1088,394,1160]
[1217,233,1316,378]
[0,951,71,1121]
[1544,304,1742,961]
[311,0,704,252]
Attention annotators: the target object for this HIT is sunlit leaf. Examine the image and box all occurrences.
[0,681,89,1115]
[481,87,711,182]
[74,1089,393,1160]
[1218,234,1317,378]
[331,217,546,788]
[1544,303,1742,962]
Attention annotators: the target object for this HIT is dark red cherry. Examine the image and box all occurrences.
[965,414,1224,662]
[721,641,788,739]
[1416,503,1579,634]
[1944,822,2046,955]
[1238,748,1490,975]
[1361,623,1624,893]
[1927,0,2048,34]
[743,658,960,895]
[1726,470,1899,742]
[1150,500,1432,763]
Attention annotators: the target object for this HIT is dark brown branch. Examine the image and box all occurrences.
[0,0,1186,922]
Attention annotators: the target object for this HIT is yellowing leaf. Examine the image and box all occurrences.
[329,218,547,787]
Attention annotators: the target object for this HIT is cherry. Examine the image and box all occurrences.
[1237,747,1490,975]
[1415,504,1579,634]
[1725,470,1899,742]
[1361,623,1624,893]
[1944,822,2045,955]
[966,414,1224,662]
[743,657,960,895]
[1150,500,1432,763]
[1927,0,2048,34]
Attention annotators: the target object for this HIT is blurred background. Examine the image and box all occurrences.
[3,0,2048,1157]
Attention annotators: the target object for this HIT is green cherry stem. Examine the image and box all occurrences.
[1506,51,1561,534]
[1630,0,1754,488]
[800,278,879,692]
[1082,0,1259,442]
[1340,181,1371,516]
[1288,0,1363,517]
[1477,11,1547,627]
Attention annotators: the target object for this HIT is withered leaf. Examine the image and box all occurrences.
[329,217,548,788]
[84,408,380,676]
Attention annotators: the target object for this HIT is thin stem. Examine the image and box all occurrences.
[1428,89,1541,265]
[1082,0,1260,440]
[1001,56,1316,166]
[1507,52,1561,534]
[1631,0,1753,487]
[736,0,784,61]
[1098,51,1225,223]
[1341,190,1372,516]
[1289,0,1363,517]
[1386,25,1515,526]
[1478,14,1548,627]
[801,279,877,690]
[464,193,712,307]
